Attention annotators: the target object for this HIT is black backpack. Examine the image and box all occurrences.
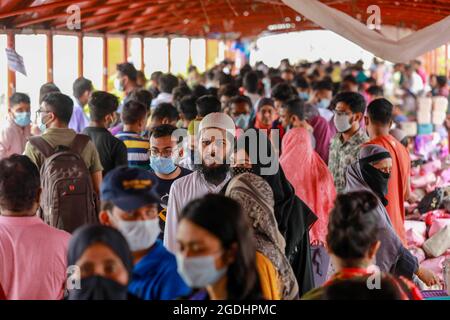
[29,135,99,233]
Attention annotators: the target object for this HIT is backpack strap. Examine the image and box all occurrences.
[70,134,91,155]
[28,136,55,158]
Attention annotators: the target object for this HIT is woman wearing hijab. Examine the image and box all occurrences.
[230,129,317,296]
[250,98,276,132]
[225,173,299,300]
[66,224,134,300]
[280,127,336,287]
[345,144,439,285]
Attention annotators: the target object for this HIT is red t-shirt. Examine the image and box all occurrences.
[366,135,410,244]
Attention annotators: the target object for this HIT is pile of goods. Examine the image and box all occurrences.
[405,211,450,290]
[404,96,450,290]
[402,96,450,290]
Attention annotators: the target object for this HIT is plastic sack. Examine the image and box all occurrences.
[423,225,450,258]
[429,218,450,238]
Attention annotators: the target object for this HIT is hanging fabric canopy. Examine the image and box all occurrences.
[282,0,450,63]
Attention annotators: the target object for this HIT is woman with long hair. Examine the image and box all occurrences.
[176,194,263,300]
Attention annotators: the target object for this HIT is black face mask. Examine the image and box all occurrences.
[360,160,391,206]
[67,276,128,300]
[230,166,255,177]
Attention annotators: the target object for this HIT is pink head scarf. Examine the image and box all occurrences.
[280,127,337,244]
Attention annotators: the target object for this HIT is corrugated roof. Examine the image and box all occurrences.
[0,0,449,37]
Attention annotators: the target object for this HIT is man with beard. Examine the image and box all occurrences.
[163,112,235,252]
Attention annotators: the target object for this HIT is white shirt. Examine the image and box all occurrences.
[163,170,231,252]
[151,92,173,108]
[410,71,425,95]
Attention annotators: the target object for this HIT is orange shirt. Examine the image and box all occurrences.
[256,251,280,300]
[366,135,410,244]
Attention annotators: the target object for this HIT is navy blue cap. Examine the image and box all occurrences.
[101,166,160,212]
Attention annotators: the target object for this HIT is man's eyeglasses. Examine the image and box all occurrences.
[36,109,50,116]
[149,148,175,158]
[334,110,352,117]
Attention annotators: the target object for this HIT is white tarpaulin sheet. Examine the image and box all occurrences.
[282,0,450,63]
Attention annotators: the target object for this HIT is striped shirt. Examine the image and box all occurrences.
[115,131,150,170]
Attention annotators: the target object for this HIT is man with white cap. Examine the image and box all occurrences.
[163,112,236,252]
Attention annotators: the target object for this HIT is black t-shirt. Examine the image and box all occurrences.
[83,127,128,176]
[149,166,192,237]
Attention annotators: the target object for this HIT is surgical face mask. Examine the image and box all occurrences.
[317,99,331,109]
[117,219,160,251]
[299,92,310,101]
[67,276,128,300]
[114,78,125,92]
[234,114,251,129]
[14,111,31,127]
[150,156,177,175]
[334,113,353,133]
[38,113,50,134]
[176,253,227,288]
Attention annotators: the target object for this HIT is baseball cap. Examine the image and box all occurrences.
[101,166,160,212]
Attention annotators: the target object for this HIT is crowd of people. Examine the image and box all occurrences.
[0,56,449,300]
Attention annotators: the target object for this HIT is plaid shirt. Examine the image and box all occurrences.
[328,129,369,193]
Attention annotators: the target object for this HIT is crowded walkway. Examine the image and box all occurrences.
[1,56,450,300]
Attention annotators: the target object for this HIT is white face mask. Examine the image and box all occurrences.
[334,113,353,133]
[176,253,227,288]
[117,219,160,251]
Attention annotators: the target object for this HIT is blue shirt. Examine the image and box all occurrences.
[128,240,191,300]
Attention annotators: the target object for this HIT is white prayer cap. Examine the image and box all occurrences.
[198,112,236,136]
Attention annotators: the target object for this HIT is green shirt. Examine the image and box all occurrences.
[24,128,103,173]
[328,128,369,193]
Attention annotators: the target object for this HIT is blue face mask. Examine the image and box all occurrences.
[38,114,49,134]
[176,253,227,288]
[14,112,31,127]
[299,92,310,101]
[317,99,331,109]
[234,114,251,129]
[150,156,177,175]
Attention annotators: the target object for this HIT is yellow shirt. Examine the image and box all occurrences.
[256,251,280,300]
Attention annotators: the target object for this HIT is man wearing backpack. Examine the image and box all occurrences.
[24,92,103,232]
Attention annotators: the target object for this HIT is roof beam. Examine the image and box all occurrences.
[13,0,132,28]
